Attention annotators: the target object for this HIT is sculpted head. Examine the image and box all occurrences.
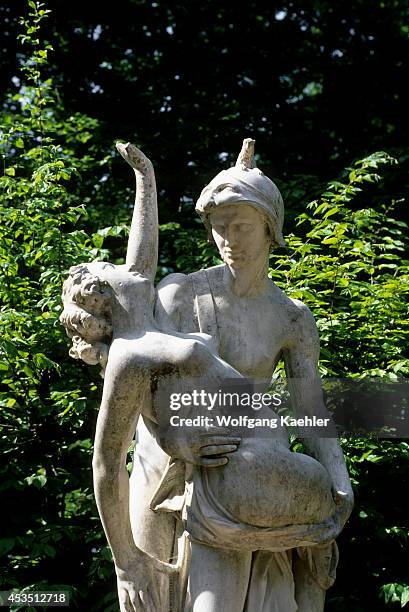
[60,263,113,371]
[60,262,154,373]
[195,138,285,259]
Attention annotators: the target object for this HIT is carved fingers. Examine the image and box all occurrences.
[159,427,242,467]
[137,589,156,611]
[116,549,176,612]
[196,456,230,467]
[116,142,153,177]
[118,583,139,612]
[200,443,239,456]
[118,586,156,612]
[197,435,241,467]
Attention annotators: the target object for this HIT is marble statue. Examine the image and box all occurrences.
[60,139,354,611]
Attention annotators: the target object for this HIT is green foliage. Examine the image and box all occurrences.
[157,222,220,280]
[0,2,116,608]
[381,583,409,608]
[270,151,409,378]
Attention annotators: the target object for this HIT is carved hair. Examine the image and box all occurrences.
[60,264,112,374]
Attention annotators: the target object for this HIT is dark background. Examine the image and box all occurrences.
[2,0,408,223]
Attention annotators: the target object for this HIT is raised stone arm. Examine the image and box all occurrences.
[60,144,176,611]
[116,142,158,281]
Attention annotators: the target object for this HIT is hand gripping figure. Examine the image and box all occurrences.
[61,140,353,612]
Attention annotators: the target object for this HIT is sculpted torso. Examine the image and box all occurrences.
[157,266,296,378]
[146,265,335,528]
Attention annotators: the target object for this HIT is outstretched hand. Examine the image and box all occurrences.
[116,549,178,612]
[116,142,153,178]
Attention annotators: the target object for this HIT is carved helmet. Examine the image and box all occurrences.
[195,138,285,248]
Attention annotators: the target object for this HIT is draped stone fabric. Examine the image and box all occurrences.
[148,456,339,612]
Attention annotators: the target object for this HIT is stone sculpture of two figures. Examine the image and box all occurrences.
[60,139,354,612]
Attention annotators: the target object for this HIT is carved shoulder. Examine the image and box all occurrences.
[154,273,192,332]
[285,297,320,359]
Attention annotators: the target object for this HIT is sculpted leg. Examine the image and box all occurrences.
[293,555,325,612]
[129,423,178,611]
[129,460,176,560]
[186,542,252,612]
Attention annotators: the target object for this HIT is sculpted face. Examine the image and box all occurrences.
[209,203,271,269]
[78,262,155,315]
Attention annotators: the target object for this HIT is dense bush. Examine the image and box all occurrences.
[0,4,117,609]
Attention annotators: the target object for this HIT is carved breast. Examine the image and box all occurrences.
[214,294,288,380]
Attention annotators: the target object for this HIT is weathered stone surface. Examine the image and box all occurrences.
[61,140,353,611]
